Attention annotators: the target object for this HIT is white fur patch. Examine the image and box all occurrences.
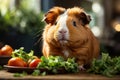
[57,11,69,40]
[57,11,70,57]
[62,49,69,57]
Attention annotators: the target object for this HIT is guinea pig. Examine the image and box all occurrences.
[42,7,100,70]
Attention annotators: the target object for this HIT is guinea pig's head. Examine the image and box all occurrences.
[43,7,91,45]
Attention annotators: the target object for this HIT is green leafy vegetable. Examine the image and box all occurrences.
[36,56,79,74]
[12,47,36,62]
[32,69,41,76]
[87,53,120,77]
[32,69,47,76]
[41,71,46,76]
[14,71,28,77]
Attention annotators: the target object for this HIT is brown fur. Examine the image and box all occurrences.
[42,7,100,66]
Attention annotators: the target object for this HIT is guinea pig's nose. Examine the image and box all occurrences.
[59,30,67,34]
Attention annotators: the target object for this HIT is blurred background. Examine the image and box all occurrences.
[0,0,120,57]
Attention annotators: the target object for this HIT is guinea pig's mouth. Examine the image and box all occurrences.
[58,36,68,41]
[58,38,69,44]
[59,40,68,44]
[59,38,68,41]
[56,33,69,43]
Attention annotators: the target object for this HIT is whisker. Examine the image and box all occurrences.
[33,29,43,38]
[33,29,44,46]
[34,36,43,46]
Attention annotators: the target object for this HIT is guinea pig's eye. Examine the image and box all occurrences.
[72,21,77,27]
[54,21,57,25]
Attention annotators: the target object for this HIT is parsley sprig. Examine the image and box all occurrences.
[88,53,120,77]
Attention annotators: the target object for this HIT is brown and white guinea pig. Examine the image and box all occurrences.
[42,6,100,70]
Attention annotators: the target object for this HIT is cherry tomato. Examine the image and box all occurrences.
[29,59,41,68]
[8,57,27,67]
[28,56,39,64]
[0,45,13,56]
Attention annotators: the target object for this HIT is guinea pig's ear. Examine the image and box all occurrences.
[79,12,91,26]
[43,11,57,24]
[43,7,65,24]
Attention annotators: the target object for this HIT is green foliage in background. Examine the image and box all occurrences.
[0,1,45,35]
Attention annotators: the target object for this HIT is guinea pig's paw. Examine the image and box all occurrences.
[78,65,86,71]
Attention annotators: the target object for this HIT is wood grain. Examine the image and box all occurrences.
[0,70,120,80]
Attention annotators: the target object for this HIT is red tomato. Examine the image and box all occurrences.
[0,45,13,56]
[8,57,27,67]
[29,59,41,68]
[28,56,39,64]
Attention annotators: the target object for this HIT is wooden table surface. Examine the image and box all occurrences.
[0,70,120,80]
